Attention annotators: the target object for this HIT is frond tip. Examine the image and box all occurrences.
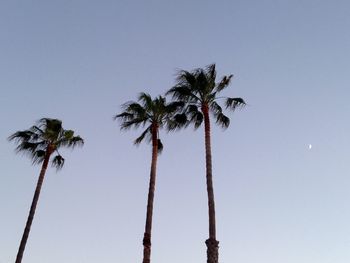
[52,155,65,170]
[216,74,233,92]
[68,136,84,148]
[167,113,187,131]
[134,126,152,145]
[225,97,246,111]
[32,150,46,165]
[186,105,203,129]
[216,113,230,129]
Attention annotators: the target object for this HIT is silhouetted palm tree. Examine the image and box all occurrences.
[8,118,84,263]
[167,64,245,263]
[115,93,185,263]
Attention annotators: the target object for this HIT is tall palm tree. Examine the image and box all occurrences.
[115,93,185,263]
[167,64,245,263]
[8,118,84,263]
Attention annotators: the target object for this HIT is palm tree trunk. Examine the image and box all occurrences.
[142,124,158,263]
[15,147,52,263]
[202,105,219,263]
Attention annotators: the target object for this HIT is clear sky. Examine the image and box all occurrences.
[1,1,350,262]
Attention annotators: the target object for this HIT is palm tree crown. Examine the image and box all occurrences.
[9,118,84,169]
[115,92,185,151]
[167,63,246,128]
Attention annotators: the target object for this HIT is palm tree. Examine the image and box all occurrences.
[115,93,185,263]
[8,118,84,263]
[167,64,245,263]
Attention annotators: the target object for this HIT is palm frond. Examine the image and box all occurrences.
[126,102,147,116]
[39,118,61,131]
[167,113,187,131]
[60,126,83,149]
[225,97,246,111]
[8,130,36,143]
[56,132,84,149]
[113,112,134,121]
[16,141,39,152]
[68,136,84,148]
[210,101,223,117]
[120,117,148,130]
[193,112,204,129]
[186,104,203,129]
[51,154,65,170]
[64,130,74,140]
[207,92,217,103]
[38,118,63,142]
[39,118,62,129]
[32,150,46,165]
[115,101,150,131]
[216,113,230,129]
[29,125,44,136]
[216,74,233,92]
[134,126,152,145]
[14,142,44,157]
[166,86,199,102]
[206,64,216,83]
[138,92,154,112]
[175,70,197,88]
[166,101,185,109]
[154,95,166,107]
[203,64,217,94]
[197,70,209,94]
[187,104,199,112]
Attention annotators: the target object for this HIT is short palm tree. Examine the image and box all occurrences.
[8,118,84,263]
[167,64,245,263]
[115,93,184,263]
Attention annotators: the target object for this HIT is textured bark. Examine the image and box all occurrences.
[142,124,158,263]
[202,104,219,263]
[15,146,53,263]
[206,238,219,263]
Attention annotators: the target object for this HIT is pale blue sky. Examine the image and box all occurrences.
[1,1,350,262]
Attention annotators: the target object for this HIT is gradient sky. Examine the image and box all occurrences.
[1,1,350,262]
